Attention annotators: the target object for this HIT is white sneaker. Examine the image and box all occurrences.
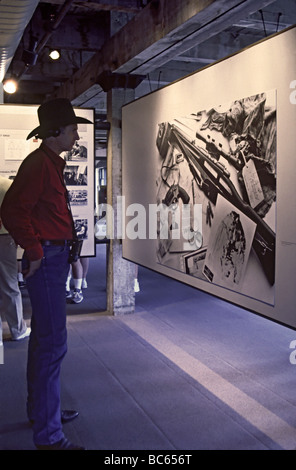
[66,290,72,299]
[72,289,83,304]
[14,327,31,341]
[134,279,140,293]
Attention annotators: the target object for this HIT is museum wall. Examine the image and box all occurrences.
[122,26,296,328]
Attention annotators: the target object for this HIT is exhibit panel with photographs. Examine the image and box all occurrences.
[122,26,296,328]
[61,123,95,257]
[0,105,95,258]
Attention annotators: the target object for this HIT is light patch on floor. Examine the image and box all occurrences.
[120,315,296,450]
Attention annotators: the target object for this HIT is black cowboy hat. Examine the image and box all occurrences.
[26,98,92,140]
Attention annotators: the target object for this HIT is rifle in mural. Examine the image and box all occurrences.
[156,122,275,286]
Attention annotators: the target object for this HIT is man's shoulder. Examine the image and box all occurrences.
[20,146,47,169]
[8,147,47,186]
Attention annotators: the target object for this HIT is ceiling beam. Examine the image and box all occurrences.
[116,0,277,74]
[72,1,140,13]
[51,0,276,101]
[40,0,141,12]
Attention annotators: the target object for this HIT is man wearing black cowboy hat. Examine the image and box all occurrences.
[1,98,92,450]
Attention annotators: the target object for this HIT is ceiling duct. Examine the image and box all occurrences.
[0,0,40,84]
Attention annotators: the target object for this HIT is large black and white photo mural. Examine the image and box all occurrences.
[155,91,276,305]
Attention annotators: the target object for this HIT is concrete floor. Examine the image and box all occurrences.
[1,244,296,451]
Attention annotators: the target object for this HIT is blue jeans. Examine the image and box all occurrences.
[25,244,70,446]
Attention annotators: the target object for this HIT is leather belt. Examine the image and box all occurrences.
[41,239,72,246]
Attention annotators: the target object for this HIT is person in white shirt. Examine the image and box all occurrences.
[0,175,30,343]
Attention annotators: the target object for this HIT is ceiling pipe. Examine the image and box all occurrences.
[15,0,76,82]
[0,0,40,84]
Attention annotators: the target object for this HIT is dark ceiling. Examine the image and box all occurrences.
[2,0,296,112]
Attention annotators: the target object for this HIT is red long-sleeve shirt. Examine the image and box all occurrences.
[1,142,74,261]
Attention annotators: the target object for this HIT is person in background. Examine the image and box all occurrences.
[80,257,89,289]
[134,265,140,293]
[66,257,89,304]
[0,175,30,344]
[1,99,92,450]
[17,260,26,289]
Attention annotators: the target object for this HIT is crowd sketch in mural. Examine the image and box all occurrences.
[155,91,276,302]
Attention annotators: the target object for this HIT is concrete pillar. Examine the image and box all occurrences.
[106,87,137,315]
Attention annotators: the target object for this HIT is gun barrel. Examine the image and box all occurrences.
[195,130,243,170]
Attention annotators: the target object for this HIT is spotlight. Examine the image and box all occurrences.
[49,49,60,60]
[3,78,18,94]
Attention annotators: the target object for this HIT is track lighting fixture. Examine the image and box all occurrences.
[22,36,38,67]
